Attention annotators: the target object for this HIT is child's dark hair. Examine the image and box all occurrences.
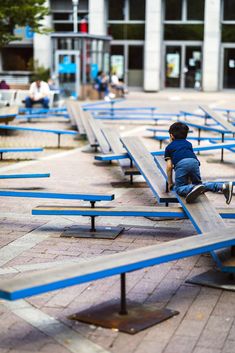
[169,122,189,139]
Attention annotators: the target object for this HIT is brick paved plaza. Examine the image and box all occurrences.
[0,91,235,353]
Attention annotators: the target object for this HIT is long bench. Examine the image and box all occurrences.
[0,106,18,124]
[0,173,50,179]
[0,190,120,238]
[0,147,43,160]
[94,141,235,162]
[66,100,86,135]
[121,137,235,278]
[154,155,235,276]
[102,127,140,183]
[32,204,235,219]
[86,113,110,153]
[200,105,235,134]
[0,125,78,148]
[0,227,234,332]
[152,135,235,149]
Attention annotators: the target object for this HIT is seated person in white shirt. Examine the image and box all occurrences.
[111,72,128,97]
[25,79,50,109]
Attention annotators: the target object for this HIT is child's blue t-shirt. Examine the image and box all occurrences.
[164,139,198,166]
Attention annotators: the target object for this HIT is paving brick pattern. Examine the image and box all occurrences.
[0,91,234,353]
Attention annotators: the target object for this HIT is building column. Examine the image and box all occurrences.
[202,0,221,91]
[144,0,162,92]
[33,0,52,69]
[89,0,106,35]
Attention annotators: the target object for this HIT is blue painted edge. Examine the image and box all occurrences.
[31,209,235,219]
[32,209,184,217]
[0,125,78,135]
[0,173,50,179]
[94,142,235,162]
[178,119,231,134]
[2,236,235,300]
[0,148,43,153]
[0,190,114,201]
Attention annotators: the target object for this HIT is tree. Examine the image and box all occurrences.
[0,0,49,47]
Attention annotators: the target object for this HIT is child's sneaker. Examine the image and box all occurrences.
[185,184,206,203]
[222,182,233,205]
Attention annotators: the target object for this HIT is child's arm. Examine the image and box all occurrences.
[166,159,174,191]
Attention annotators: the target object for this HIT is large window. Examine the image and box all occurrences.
[2,47,33,71]
[164,24,204,41]
[129,0,145,20]
[107,0,145,41]
[51,0,88,32]
[164,0,204,22]
[223,0,235,21]
[165,0,182,21]
[108,0,125,20]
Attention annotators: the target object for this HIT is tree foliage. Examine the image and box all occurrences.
[0,0,49,46]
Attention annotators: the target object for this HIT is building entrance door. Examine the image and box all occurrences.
[223,47,235,89]
[55,50,80,98]
[164,44,202,89]
[110,43,144,87]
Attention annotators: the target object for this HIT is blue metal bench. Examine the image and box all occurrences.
[0,227,234,333]
[0,125,78,148]
[0,173,50,179]
[0,147,43,160]
[0,190,121,239]
[94,141,235,162]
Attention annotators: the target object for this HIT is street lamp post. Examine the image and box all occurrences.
[72,0,79,33]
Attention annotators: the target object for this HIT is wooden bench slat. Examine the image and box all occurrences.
[87,114,110,153]
[0,190,114,202]
[32,205,235,219]
[102,128,139,174]
[66,100,86,135]
[121,137,178,203]
[155,156,226,234]
[200,105,235,133]
[0,125,78,135]
[1,227,235,300]
[95,142,235,161]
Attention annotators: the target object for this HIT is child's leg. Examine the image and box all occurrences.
[204,181,233,204]
[174,158,201,196]
[203,182,223,193]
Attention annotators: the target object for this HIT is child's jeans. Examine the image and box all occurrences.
[174,158,223,196]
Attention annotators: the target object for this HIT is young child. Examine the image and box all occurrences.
[164,122,233,204]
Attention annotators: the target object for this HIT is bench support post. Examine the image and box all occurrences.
[119,273,128,315]
[221,133,225,162]
[58,133,61,148]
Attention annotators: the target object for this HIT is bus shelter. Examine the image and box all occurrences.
[51,32,111,99]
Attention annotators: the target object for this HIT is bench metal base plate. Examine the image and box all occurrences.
[69,300,179,334]
[61,225,124,239]
[187,270,235,291]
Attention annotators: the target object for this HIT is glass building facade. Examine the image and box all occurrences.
[1,0,235,92]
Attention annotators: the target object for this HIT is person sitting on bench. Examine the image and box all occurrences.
[111,71,128,97]
[25,79,50,109]
[165,122,233,204]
